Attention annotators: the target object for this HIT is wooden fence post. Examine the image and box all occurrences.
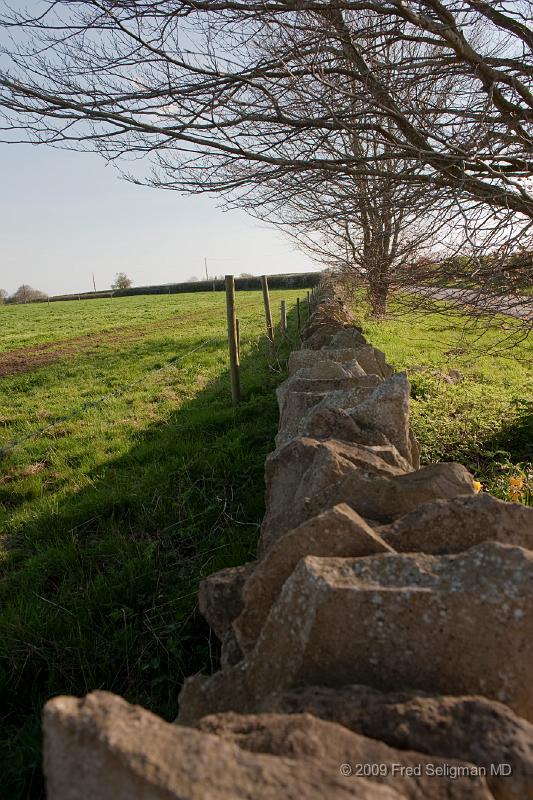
[280,299,287,335]
[236,317,241,359]
[260,275,275,353]
[225,275,240,405]
[297,297,301,331]
[307,290,311,311]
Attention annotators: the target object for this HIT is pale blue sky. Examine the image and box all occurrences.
[0,143,317,296]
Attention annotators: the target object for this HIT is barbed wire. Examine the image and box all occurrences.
[0,290,305,463]
[0,338,219,462]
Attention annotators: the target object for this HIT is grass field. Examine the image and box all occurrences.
[1,289,531,798]
[0,289,304,798]
[363,301,532,504]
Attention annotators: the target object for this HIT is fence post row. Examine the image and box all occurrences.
[297,297,301,332]
[280,299,287,335]
[260,275,275,354]
[225,275,240,405]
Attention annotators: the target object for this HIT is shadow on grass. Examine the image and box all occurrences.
[459,399,533,479]
[416,396,533,501]
[0,306,303,799]
[484,399,533,463]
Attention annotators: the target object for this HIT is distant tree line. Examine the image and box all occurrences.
[0,275,133,305]
[0,272,317,305]
[1,1,531,323]
[40,272,318,303]
[0,285,48,304]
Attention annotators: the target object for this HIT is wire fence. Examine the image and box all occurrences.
[0,286,308,463]
[0,338,218,462]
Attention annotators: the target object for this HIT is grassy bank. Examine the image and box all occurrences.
[2,289,531,797]
[363,301,532,505]
[0,290,303,798]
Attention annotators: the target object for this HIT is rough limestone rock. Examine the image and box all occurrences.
[275,391,330,448]
[44,691,398,800]
[304,301,354,329]
[299,400,421,469]
[276,379,382,449]
[306,360,364,380]
[198,562,255,642]
[408,428,422,469]
[298,459,473,524]
[267,685,533,800]
[178,543,533,724]
[220,627,245,668]
[261,457,475,552]
[299,399,392,449]
[197,712,493,800]
[295,376,385,410]
[297,373,419,468]
[288,348,360,375]
[277,358,367,409]
[346,373,416,466]
[299,377,385,409]
[234,504,394,654]
[302,315,349,340]
[379,492,533,554]
[261,437,415,552]
[323,343,392,378]
[301,324,342,349]
[326,327,367,349]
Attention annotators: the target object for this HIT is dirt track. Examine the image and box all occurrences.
[0,299,261,379]
[0,313,200,378]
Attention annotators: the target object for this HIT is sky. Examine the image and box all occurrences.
[0,143,317,297]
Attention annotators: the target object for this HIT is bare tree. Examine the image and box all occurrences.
[0,288,7,303]
[0,3,530,208]
[111,272,132,290]
[232,24,460,315]
[0,2,531,319]
[11,285,48,303]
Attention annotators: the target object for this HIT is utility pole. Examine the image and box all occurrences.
[92,273,96,293]
[204,257,209,282]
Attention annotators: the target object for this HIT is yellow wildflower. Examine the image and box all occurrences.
[508,475,525,502]
[472,480,482,493]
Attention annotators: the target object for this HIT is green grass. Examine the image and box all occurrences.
[0,293,212,352]
[0,289,304,799]
[1,289,531,798]
[361,299,532,504]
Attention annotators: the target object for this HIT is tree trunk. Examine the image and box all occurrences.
[367,280,389,317]
[366,251,391,317]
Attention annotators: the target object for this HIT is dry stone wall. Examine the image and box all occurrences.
[44,279,533,799]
